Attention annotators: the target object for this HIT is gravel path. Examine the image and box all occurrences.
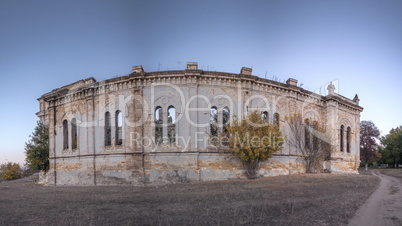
[348,170,402,226]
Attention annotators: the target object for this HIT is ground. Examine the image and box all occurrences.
[0,173,378,225]
[349,169,402,226]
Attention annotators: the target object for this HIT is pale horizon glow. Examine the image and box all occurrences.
[1,0,401,164]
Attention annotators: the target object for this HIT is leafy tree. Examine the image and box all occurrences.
[286,113,332,173]
[226,110,284,179]
[379,126,402,167]
[360,121,380,169]
[25,122,49,172]
[0,162,23,180]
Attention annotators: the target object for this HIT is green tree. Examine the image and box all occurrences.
[360,121,380,170]
[226,110,284,179]
[0,162,23,180]
[379,126,402,167]
[25,122,49,172]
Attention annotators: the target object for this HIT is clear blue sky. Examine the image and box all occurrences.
[1,0,401,164]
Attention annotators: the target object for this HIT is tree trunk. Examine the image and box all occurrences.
[365,162,368,170]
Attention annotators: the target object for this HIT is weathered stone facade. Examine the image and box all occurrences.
[37,62,363,185]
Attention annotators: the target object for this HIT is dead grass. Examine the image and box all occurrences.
[0,173,378,225]
[378,168,402,181]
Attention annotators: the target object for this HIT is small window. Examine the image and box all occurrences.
[71,118,77,149]
[347,127,351,153]
[340,125,344,152]
[222,107,230,133]
[273,113,280,126]
[155,107,163,144]
[168,106,176,144]
[262,111,269,123]
[116,111,123,145]
[63,120,69,150]
[210,107,218,136]
[105,112,111,146]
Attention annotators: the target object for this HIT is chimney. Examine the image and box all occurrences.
[132,65,144,73]
[186,62,198,70]
[286,78,298,86]
[240,67,252,75]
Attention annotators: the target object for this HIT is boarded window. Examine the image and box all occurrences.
[71,118,77,149]
[210,107,218,136]
[168,106,176,144]
[155,107,163,144]
[63,119,69,150]
[105,112,111,146]
[340,125,344,152]
[116,111,123,145]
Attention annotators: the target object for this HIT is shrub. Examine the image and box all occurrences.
[226,110,284,178]
[0,162,23,180]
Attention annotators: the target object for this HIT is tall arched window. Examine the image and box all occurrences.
[155,107,163,144]
[210,107,218,136]
[340,125,344,152]
[273,113,280,126]
[312,121,319,151]
[347,127,351,153]
[105,112,111,146]
[116,111,123,145]
[305,119,311,150]
[222,107,230,133]
[168,106,176,144]
[71,118,77,150]
[63,119,69,150]
[262,111,269,123]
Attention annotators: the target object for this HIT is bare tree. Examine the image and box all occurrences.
[286,113,331,173]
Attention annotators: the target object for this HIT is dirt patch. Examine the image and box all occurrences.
[0,173,378,225]
[348,170,402,226]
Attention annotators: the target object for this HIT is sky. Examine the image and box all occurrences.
[1,0,401,164]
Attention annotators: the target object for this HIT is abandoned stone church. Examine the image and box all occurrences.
[37,62,363,185]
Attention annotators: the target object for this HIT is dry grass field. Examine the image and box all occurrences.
[0,173,379,225]
[377,168,402,180]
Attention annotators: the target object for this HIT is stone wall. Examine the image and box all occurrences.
[37,62,363,185]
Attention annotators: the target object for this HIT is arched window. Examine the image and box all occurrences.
[63,119,69,150]
[222,107,230,133]
[71,118,77,149]
[312,121,319,151]
[155,107,163,144]
[347,127,351,153]
[340,125,344,152]
[105,112,111,146]
[210,107,218,136]
[262,111,269,123]
[273,113,280,126]
[305,119,311,150]
[116,111,123,145]
[168,106,176,144]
